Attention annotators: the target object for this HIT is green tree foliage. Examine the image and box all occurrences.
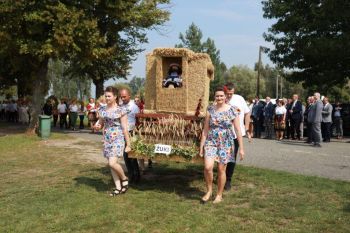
[224,65,261,100]
[0,1,101,131]
[48,59,91,100]
[67,0,170,98]
[175,23,225,99]
[0,1,170,132]
[262,0,350,91]
[128,76,145,97]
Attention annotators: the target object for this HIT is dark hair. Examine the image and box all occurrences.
[214,86,225,94]
[224,82,235,90]
[105,86,118,96]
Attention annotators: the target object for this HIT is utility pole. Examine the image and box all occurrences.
[276,74,279,99]
[256,46,268,98]
[256,46,262,98]
[280,75,283,98]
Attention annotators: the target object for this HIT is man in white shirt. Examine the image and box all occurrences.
[120,88,141,183]
[224,82,251,191]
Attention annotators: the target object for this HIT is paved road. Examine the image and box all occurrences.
[242,138,350,182]
[57,128,350,182]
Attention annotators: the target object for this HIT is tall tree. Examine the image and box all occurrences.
[262,0,350,92]
[48,59,91,100]
[175,23,203,52]
[0,1,102,132]
[128,76,145,97]
[224,65,262,100]
[0,1,170,132]
[176,23,225,99]
[68,0,170,98]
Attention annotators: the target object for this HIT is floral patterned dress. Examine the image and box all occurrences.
[98,105,127,158]
[204,105,239,164]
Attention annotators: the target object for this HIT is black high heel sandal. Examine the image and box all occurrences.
[121,178,129,193]
[110,188,122,197]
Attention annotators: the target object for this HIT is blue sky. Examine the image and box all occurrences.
[103,0,274,87]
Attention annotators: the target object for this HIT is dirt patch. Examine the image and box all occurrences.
[43,138,106,164]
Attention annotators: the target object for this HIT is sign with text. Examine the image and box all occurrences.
[154,144,172,155]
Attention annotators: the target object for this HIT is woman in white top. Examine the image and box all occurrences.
[274,99,287,140]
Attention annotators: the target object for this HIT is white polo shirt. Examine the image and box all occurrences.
[229,94,250,137]
[121,100,140,131]
[57,104,67,114]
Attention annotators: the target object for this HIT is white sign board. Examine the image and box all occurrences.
[154,144,172,155]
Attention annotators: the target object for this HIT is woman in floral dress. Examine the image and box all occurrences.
[94,86,131,196]
[199,87,245,203]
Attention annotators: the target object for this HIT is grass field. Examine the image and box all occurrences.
[0,133,349,233]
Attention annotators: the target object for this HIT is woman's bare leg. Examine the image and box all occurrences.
[214,163,227,203]
[203,158,214,200]
[110,169,121,190]
[108,157,127,180]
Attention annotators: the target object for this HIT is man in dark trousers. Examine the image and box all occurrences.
[305,96,315,143]
[263,96,274,139]
[321,97,333,142]
[120,88,141,183]
[224,82,251,191]
[289,94,303,140]
[252,97,264,138]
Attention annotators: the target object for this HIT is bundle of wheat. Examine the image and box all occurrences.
[133,115,203,147]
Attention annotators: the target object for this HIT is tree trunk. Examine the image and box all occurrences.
[94,78,104,99]
[27,58,50,135]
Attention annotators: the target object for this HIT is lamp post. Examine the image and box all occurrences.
[276,74,279,99]
[256,46,268,98]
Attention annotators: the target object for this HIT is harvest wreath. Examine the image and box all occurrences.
[128,114,203,162]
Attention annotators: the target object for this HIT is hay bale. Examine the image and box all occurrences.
[144,48,214,116]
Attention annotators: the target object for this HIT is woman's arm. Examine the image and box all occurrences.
[94,117,104,130]
[121,114,131,152]
[199,111,210,157]
[233,116,245,161]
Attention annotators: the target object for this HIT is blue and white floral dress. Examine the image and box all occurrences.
[98,105,127,158]
[204,105,239,164]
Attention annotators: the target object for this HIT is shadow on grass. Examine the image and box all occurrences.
[74,163,205,201]
[74,167,112,192]
[344,203,350,213]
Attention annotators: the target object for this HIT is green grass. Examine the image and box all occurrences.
[0,134,349,233]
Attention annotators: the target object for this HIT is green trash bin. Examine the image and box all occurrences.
[39,115,51,139]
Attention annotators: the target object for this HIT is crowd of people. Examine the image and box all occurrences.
[248,93,344,146]
[0,99,31,124]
